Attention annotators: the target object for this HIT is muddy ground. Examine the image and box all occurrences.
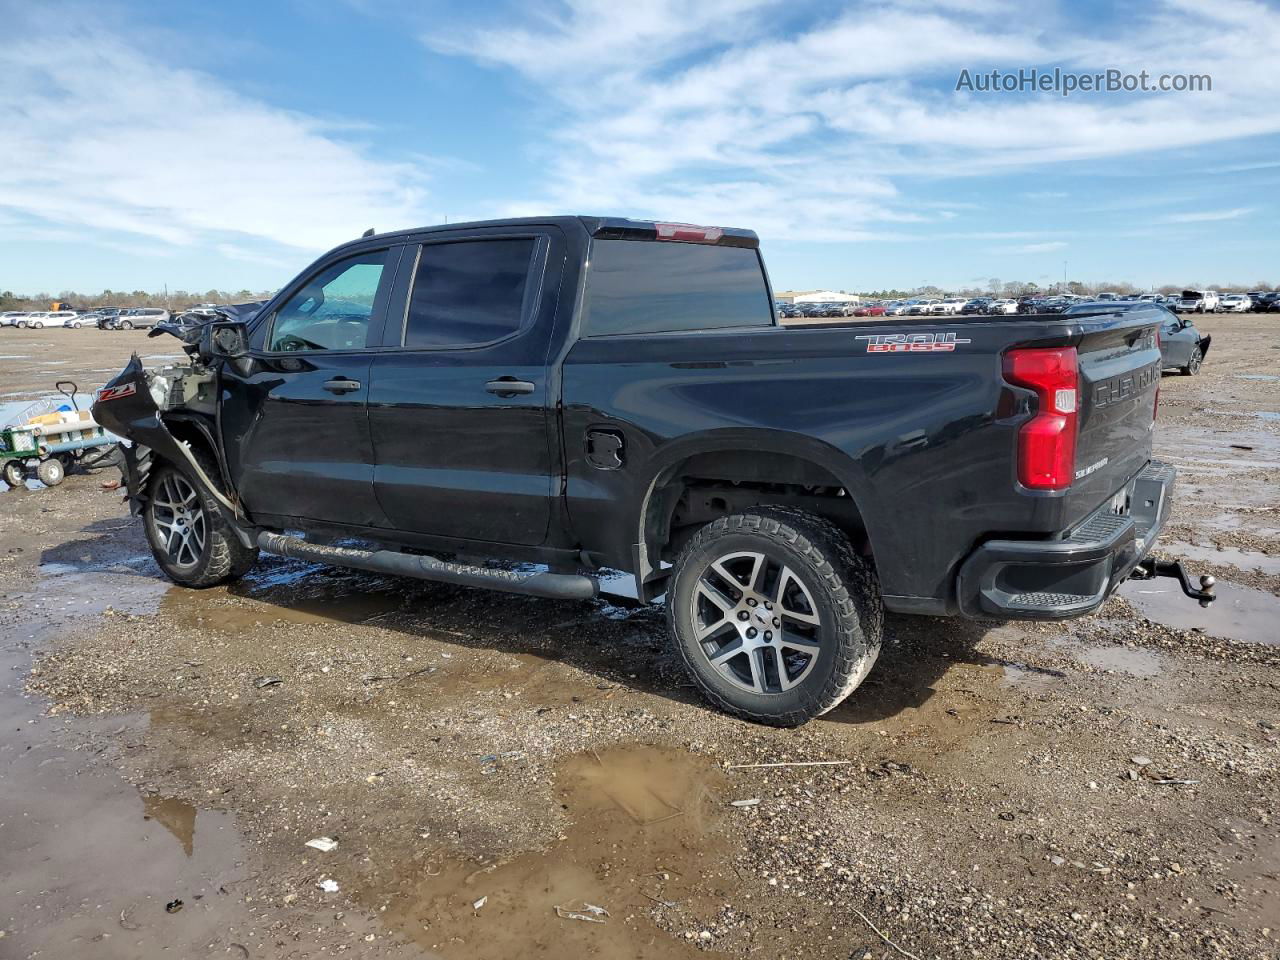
[1,318,1277,960]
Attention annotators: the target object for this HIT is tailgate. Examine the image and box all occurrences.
[1069,315,1161,512]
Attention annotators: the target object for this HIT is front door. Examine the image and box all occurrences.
[367,230,564,545]
[220,246,399,528]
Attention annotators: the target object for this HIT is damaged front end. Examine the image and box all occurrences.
[91,354,256,548]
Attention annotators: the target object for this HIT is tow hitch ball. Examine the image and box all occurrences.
[1130,559,1216,607]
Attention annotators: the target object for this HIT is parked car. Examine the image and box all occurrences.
[884,300,913,316]
[1251,291,1280,312]
[906,299,940,315]
[1174,289,1220,313]
[1220,294,1251,313]
[988,298,1018,315]
[92,215,1211,727]
[1065,301,1209,375]
[90,306,127,328]
[937,297,968,315]
[108,308,170,330]
[20,310,81,328]
[1096,291,1119,301]
[960,298,992,315]
[853,303,887,317]
[0,311,29,328]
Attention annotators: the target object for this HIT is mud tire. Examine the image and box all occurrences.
[144,449,257,588]
[667,507,883,727]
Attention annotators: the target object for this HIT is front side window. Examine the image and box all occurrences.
[584,240,773,336]
[269,250,388,352]
[402,238,536,348]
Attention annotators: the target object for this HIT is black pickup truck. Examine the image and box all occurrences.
[92,217,1213,726]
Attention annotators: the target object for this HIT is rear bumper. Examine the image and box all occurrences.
[956,460,1175,620]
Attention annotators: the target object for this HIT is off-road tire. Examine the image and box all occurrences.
[144,448,258,588]
[667,507,883,727]
[1182,347,1202,376]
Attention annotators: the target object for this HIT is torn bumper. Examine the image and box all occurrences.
[956,460,1180,620]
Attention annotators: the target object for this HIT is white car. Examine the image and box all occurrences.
[1174,289,1220,313]
[938,297,968,314]
[0,311,30,328]
[22,311,83,328]
[988,298,1018,315]
[1220,294,1251,313]
[1137,294,1159,302]
[905,299,940,315]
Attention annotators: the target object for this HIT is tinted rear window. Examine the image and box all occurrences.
[584,240,773,336]
[404,238,536,348]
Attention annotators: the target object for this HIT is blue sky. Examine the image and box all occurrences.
[1,0,1278,297]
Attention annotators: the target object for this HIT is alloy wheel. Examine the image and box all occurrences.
[690,550,823,695]
[150,473,207,570]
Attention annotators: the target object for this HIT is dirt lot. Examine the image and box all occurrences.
[2,318,1277,960]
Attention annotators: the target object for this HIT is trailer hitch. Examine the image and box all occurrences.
[1129,559,1216,607]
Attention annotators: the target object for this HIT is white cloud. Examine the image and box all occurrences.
[997,241,1069,254]
[427,0,1280,241]
[0,11,432,256]
[1163,207,1255,223]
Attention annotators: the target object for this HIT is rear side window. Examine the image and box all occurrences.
[584,240,773,336]
[403,238,536,348]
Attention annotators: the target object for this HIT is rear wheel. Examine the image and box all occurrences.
[119,320,134,330]
[668,508,883,727]
[143,453,258,587]
[1182,346,1203,376]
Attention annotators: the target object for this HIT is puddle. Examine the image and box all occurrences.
[142,793,198,856]
[381,745,730,959]
[1160,541,1280,577]
[1118,579,1280,645]
[1078,644,1165,677]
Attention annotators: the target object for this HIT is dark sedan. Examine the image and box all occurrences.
[1065,301,1209,375]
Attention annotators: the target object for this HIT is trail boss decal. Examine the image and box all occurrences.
[855,332,972,354]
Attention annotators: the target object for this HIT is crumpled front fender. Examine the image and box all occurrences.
[92,355,255,547]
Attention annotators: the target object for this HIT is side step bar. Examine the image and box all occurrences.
[257,532,598,601]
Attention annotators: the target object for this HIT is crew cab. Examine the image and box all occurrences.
[93,217,1213,726]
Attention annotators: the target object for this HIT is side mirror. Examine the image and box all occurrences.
[204,320,249,360]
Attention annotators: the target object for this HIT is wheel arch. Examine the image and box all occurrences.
[630,429,878,600]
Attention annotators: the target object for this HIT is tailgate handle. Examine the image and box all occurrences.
[322,378,361,394]
[485,378,535,397]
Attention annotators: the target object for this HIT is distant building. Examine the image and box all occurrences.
[773,290,860,304]
[793,290,860,304]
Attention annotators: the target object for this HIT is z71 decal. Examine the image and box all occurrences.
[95,382,137,402]
[855,332,972,354]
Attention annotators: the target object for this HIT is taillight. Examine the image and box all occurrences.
[1003,346,1079,490]
[1152,326,1161,420]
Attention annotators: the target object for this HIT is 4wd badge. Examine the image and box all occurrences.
[855,332,972,354]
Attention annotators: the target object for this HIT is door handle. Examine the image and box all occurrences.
[485,378,536,397]
[323,378,361,394]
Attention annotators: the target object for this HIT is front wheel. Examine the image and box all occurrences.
[118,320,134,330]
[143,457,258,587]
[31,321,43,329]
[1182,347,1203,376]
[667,508,883,727]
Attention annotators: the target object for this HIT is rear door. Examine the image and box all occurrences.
[366,228,564,545]
[220,246,400,527]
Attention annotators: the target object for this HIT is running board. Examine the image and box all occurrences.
[256,532,598,601]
